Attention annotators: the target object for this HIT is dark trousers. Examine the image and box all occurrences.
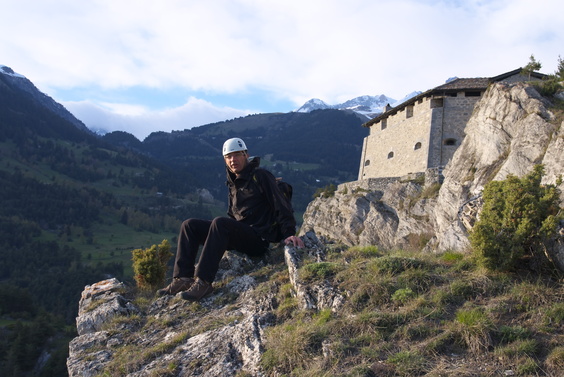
[172,216,269,283]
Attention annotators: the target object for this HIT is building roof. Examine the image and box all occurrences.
[433,77,490,91]
[363,68,548,127]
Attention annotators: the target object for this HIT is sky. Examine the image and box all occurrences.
[1,0,563,140]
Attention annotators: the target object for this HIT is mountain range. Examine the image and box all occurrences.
[0,64,371,214]
[1,64,422,140]
[295,92,421,119]
[0,65,92,134]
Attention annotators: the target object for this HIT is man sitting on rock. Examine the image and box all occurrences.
[158,137,304,301]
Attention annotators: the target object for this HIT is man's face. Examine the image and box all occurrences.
[224,151,248,174]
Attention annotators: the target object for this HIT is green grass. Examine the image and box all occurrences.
[89,241,564,377]
[0,318,21,327]
[258,158,320,172]
[40,219,177,278]
[257,246,564,376]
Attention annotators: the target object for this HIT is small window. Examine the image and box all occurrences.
[364,160,370,166]
[406,105,414,118]
[430,98,443,108]
[387,151,394,159]
[444,138,457,146]
[465,91,481,97]
[414,142,422,150]
[381,119,387,130]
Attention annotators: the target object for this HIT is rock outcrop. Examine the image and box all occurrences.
[67,236,340,377]
[299,179,437,250]
[300,82,564,259]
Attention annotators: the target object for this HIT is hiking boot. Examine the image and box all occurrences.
[157,277,194,296]
[180,278,213,301]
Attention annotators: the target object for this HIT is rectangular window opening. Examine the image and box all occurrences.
[430,98,444,108]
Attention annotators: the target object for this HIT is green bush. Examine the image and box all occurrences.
[455,308,495,354]
[372,256,425,275]
[313,183,337,198]
[535,77,563,97]
[469,165,561,272]
[391,288,416,305]
[498,325,531,344]
[131,239,173,291]
[387,350,427,376]
[299,262,340,282]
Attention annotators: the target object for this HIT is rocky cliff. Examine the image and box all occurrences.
[300,82,564,264]
[67,233,342,377]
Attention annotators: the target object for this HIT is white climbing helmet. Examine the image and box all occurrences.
[222,138,247,156]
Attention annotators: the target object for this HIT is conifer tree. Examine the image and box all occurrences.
[555,55,564,80]
[469,165,561,272]
[521,54,542,80]
[132,239,173,291]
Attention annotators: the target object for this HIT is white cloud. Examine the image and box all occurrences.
[63,97,250,140]
[2,0,563,134]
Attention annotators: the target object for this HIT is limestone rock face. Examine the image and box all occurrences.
[300,180,437,250]
[75,278,139,336]
[301,83,564,260]
[67,241,341,377]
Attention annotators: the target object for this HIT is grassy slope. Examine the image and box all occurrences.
[96,245,563,377]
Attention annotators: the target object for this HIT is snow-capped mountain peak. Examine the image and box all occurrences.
[296,94,396,118]
[296,98,331,113]
[0,65,26,78]
[1,64,91,133]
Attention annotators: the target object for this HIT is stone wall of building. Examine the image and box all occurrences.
[428,92,483,168]
[358,97,433,179]
[358,91,483,180]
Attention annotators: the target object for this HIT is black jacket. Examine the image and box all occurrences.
[226,157,296,242]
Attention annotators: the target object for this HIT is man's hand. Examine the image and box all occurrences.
[284,235,304,248]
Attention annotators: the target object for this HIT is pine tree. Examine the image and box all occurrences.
[521,54,542,80]
[469,165,561,272]
[132,239,173,291]
[555,55,564,80]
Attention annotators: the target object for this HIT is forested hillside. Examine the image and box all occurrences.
[0,73,219,376]
[105,109,368,213]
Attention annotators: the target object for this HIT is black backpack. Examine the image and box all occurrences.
[251,173,293,210]
[275,177,293,204]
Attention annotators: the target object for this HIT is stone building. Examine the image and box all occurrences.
[357,68,547,181]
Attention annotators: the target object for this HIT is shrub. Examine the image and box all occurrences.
[313,183,337,199]
[131,239,173,291]
[261,320,327,374]
[497,325,531,344]
[545,346,564,374]
[343,245,381,259]
[299,262,340,282]
[372,256,425,275]
[387,350,427,376]
[454,307,495,354]
[534,76,562,97]
[391,288,417,305]
[441,251,464,263]
[469,165,561,272]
